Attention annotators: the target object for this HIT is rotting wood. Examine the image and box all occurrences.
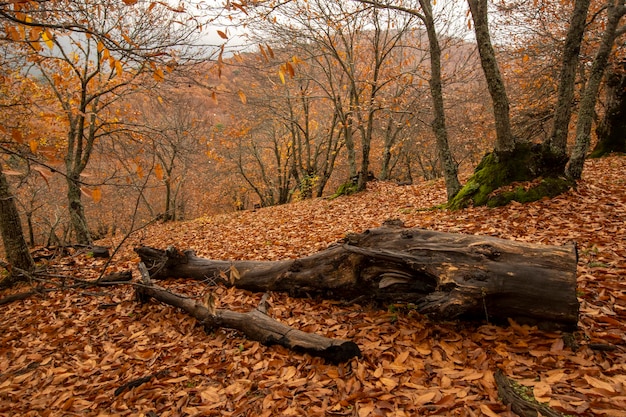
[136,223,579,330]
[136,263,361,364]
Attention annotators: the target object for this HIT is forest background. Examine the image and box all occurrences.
[0,0,623,252]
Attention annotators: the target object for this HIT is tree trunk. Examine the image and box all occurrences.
[591,58,626,157]
[136,223,579,331]
[566,1,625,180]
[136,263,360,363]
[546,0,592,158]
[0,165,35,280]
[420,0,462,200]
[66,175,92,245]
[467,0,515,153]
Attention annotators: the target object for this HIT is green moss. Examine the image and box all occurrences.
[329,181,359,199]
[447,142,572,210]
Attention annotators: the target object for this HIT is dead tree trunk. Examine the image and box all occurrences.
[136,263,361,363]
[136,224,579,330]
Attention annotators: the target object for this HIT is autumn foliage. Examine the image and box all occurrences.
[1,156,625,416]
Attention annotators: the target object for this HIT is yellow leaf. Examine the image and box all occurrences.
[278,69,285,84]
[238,90,247,104]
[41,30,54,49]
[29,139,38,153]
[92,187,102,203]
[155,163,164,180]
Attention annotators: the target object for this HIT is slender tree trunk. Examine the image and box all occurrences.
[591,59,626,157]
[546,0,592,157]
[467,0,515,153]
[420,0,461,200]
[566,1,625,179]
[66,174,92,245]
[0,165,35,278]
[343,118,358,179]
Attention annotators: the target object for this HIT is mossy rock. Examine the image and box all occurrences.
[448,142,572,210]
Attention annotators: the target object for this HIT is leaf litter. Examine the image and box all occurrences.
[1,156,625,416]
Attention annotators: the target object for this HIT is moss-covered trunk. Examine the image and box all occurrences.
[447,143,572,210]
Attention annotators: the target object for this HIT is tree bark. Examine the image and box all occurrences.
[66,175,92,245]
[566,1,626,179]
[0,165,35,281]
[136,263,361,363]
[419,0,462,200]
[591,58,626,157]
[136,223,579,331]
[468,0,515,153]
[546,0,592,158]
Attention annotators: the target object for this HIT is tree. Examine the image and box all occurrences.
[467,0,515,153]
[591,58,626,156]
[0,164,35,281]
[449,0,625,208]
[138,89,214,221]
[546,0,592,158]
[1,0,208,244]
[249,0,418,192]
[566,0,626,179]
[360,0,463,198]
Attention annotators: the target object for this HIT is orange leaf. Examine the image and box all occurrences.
[153,68,164,82]
[238,90,247,104]
[155,163,164,180]
[480,404,500,417]
[217,30,228,39]
[29,139,38,153]
[122,0,138,4]
[92,187,102,203]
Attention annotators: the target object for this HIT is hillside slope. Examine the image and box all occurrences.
[1,156,625,416]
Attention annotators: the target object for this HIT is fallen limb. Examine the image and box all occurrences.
[135,263,361,363]
[136,223,579,330]
[495,369,565,417]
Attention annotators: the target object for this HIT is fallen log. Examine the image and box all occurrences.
[136,263,361,363]
[136,224,579,330]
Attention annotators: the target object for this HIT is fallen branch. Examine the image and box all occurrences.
[495,369,565,417]
[135,263,361,364]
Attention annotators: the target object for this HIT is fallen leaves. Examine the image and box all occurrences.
[1,156,626,416]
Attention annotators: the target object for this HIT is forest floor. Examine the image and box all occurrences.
[1,155,625,417]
